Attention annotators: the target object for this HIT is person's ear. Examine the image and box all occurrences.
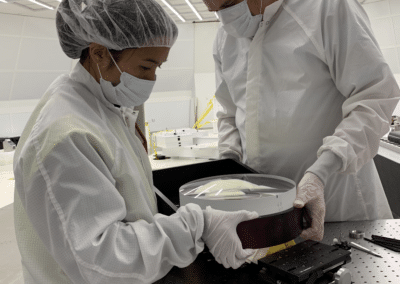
[89,43,111,68]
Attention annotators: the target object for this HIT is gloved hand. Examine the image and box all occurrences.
[293,172,326,241]
[202,206,259,269]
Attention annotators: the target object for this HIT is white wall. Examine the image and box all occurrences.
[0,14,71,138]
[364,0,400,74]
[194,22,220,128]
[2,0,400,139]
[363,0,400,115]
[0,14,198,137]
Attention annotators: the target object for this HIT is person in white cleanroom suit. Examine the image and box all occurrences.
[13,0,261,283]
[203,0,400,241]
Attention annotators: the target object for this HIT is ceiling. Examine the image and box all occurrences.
[0,0,385,22]
[0,0,218,23]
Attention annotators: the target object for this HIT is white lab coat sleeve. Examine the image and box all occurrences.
[306,151,342,186]
[23,129,205,283]
[213,31,243,161]
[313,0,400,175]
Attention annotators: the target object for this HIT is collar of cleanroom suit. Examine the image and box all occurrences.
[213,0,400,222]
[13,62,205,284]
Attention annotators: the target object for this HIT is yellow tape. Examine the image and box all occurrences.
[197,121,211,129]
[145,122,159,159]
[193,96,215,129]
[266,240,297,256]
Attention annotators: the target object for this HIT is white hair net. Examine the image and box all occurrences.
[56,0,179,59]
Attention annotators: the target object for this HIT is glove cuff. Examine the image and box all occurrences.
[306,151,342,186]
[220,150,242,162]
[201,206,213,238]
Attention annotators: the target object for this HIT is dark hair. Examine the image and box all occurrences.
[79,47,125,69]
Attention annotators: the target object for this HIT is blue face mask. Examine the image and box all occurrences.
[217,0,263,38]
[97,49,156,107]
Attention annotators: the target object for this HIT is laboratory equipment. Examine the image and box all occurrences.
[152,159,354,284]
[179,174,296,216]
[349,242,382,258]
[179,174,306,249]
[258,241,352,284]
[391,116,400,131]
[2,139,16,152]
[348,230,365,239]
[363,235,400,253]
[155,128,219,159]
[333,237,381,258]
[388,130,400,144]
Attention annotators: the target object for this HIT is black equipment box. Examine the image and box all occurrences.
[258,240,352,284]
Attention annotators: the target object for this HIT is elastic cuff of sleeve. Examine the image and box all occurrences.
[179,203,205,239]
[219,150,242,162]
[306,151,342,186]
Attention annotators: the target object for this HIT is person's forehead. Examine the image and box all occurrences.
[137,47,169,57]
[123,47,170,63]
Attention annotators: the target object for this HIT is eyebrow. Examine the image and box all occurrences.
[145,59,167,65]
[220,0,237,9]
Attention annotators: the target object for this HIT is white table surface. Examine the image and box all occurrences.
[378,140,400,164]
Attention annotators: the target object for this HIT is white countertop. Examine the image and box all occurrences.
[149,153,210,170]
[0,163,15,209]
[378,139,400,164]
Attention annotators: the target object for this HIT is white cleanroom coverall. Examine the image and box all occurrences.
[214,0,400,221]
[13,62,205,284]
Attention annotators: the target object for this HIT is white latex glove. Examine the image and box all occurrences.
[202,206,259,269]
[246,247,270,264]
[293,172,326,241]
